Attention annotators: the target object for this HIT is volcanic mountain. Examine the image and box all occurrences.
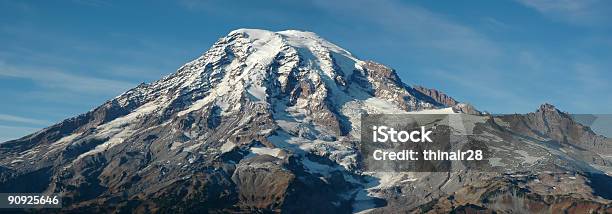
[1,29,610,213]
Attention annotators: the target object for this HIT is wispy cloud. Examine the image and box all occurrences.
[0,114,50,126]
[572,62,607,91]
[516,0,611,27]
[0,61,136,95]
[512,49,612,113]
[0,125,40,143]
[429,68,538,113]
[482,17,513,32]
[311,0,501,59]
[71,0,111,7]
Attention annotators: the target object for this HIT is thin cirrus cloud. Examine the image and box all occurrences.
[311,0,502,59]
[516,0,611,27]
[0,114,48,142]
[0,61,136,95]
[0,114,50,126]
[0,125,41,143]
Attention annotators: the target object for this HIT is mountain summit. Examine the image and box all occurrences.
[1,29,610,213]
[0,29,452,212]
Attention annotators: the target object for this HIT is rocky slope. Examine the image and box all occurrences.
[0,29,610,213]
[413,85,458,107]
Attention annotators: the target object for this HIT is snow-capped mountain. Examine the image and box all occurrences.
[1,29,610,213]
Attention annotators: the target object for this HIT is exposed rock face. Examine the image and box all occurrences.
[497,103,612,154]
[0,29,610,213]
[353,61,442,111]
[414,85,458,107]
[452,103,481,115]
[231,155,293,211]
[413,85,481,115]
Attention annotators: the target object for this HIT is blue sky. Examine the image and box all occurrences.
[1,0,611,141]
